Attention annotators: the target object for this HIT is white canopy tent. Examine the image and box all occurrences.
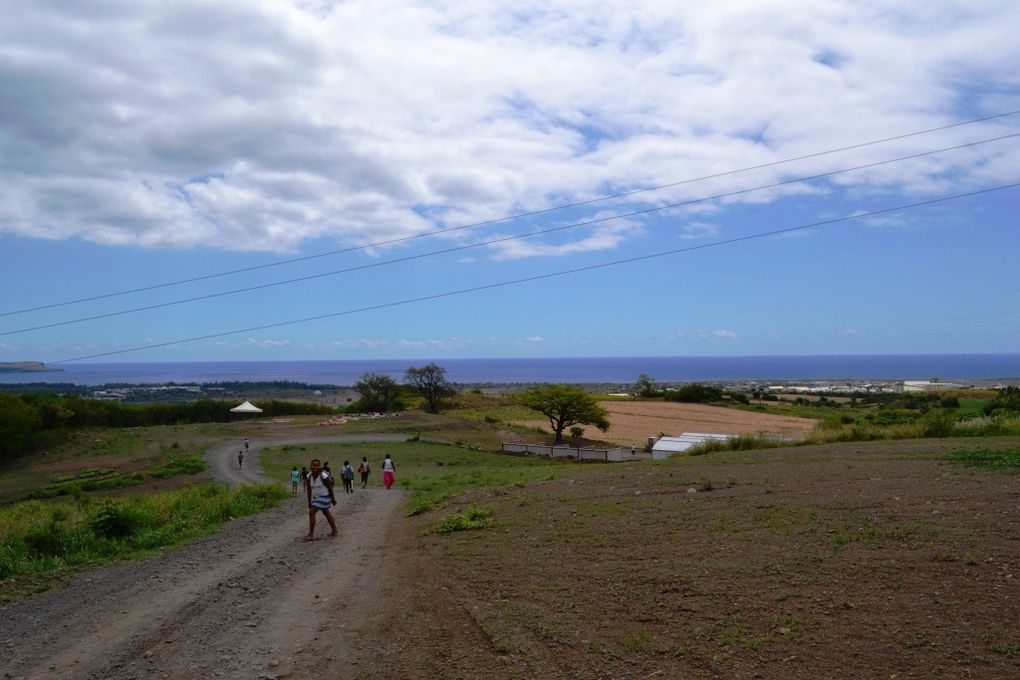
[229,400,263,414]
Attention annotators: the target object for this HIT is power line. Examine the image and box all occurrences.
[5,108,1019,318]
[5,131,1018,338]
[49,182,1020,364]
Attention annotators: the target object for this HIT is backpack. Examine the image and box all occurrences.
[342,466,354,481]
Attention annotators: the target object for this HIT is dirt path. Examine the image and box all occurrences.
[206,434,409,487]
[1,434,412,680]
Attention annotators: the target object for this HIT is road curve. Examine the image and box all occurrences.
[205,433,410,487]
[2,432,415,680]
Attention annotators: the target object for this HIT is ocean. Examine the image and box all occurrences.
[2,354,1019,386]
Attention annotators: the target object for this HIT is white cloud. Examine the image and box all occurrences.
[1,1,1018,254]
[712,329,737,339]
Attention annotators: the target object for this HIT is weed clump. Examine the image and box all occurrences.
[429,506,494,534]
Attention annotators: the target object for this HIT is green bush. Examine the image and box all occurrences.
[664,383,723,404]
[88,501,153,539]
[921,410,957,438]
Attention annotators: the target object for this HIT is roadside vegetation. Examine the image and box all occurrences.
[0,482,288,602]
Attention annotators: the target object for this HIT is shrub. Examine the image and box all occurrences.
[664,383,723,404]
[88,501,153,539]
[921,410,956,438]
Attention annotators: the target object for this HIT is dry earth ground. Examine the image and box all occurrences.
[4,419,1018,679]
[396,437,1020,679]
[514,400,817,446]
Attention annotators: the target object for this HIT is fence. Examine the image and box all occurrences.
[502,442,650,462]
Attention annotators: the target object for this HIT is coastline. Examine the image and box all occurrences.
[0,354,1018,393]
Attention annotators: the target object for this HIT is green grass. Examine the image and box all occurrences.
[260,440,560,515]
[0,482,288,602]
[0,423,234,505]
[427,505,494,534]
[21,456,207,500]
[950,448,1020,471]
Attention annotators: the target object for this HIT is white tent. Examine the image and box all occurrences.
[229,400,263,413]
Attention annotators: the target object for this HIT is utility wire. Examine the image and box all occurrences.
[5,131,1018,338]
[5,108,1019,318]
[49,182,1020,364]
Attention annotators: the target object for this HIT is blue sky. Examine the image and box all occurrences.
[1,0,1019,363]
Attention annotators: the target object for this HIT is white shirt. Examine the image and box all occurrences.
[382,458,394,471]
[308,471,330,497]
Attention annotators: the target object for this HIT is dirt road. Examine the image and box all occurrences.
[1,435,411,680]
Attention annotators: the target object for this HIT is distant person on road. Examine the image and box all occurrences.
[304,458,338,541]
[300,466,308,487]
[382,454,395,490]
[322,461,331,476]
[290,466,301,494]
[358,456,370,488]
[244,437,250,452]
[237,450,244,469]
[341,461,355,493]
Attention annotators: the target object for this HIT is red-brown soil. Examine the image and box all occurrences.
[515,400,817,446]
[397,437,1020,679]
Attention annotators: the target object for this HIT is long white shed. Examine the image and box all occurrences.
[651,433,733,459]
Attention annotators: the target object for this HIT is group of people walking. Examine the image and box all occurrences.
[231,438,397,541]
[293,454,397,541]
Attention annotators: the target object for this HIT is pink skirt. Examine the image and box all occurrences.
[383,470,395,488]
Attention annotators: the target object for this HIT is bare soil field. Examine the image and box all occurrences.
[399,436,1020,679]
[515,400,817,446]
[4,423,1019,679]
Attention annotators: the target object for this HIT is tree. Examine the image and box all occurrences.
[634,373,657,398]
[664,383,723,404]
[519,384,610,444]
[404,363,455,414]
[353,373,404,412]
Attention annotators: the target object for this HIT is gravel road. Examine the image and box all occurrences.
[1,434,411,680]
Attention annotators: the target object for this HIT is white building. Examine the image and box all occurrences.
[902,380,960,393]
[651,433,734,459]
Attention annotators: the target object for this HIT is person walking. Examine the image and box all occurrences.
[358,456,371,489]
[304,458,338,541]
[237,450,245,469]
[341,461,355,494]
[382,454,395,490]
[244,437,250,453]
[290,466,301,494]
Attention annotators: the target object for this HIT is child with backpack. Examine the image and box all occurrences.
[341,460,355,493]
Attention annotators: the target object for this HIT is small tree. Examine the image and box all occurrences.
[519,384,610,444]
[404,363,455,414]
[634,373,657,398]
[353,373,404,412]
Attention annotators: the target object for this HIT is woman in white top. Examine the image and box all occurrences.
[382,454,396,490]
[304,458,338,540]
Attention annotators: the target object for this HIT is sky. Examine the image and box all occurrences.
[1,0,1019,364]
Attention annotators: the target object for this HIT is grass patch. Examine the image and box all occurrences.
[0,482,288,602]
[22,456,207,500]
[949,448,1020,471]
[427,506,494,534]
[260,440,561,516]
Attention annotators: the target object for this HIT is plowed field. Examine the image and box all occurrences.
[515,400,817,445]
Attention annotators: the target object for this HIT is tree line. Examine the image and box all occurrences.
[0,393,335,462]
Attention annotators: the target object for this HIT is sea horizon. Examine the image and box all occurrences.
[2,353,1019,386]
